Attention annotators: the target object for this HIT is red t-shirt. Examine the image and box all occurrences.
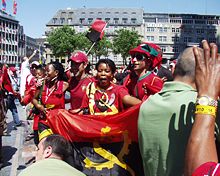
[124,71,163,100]
[69,76,94,109]
[193,162,220,176]
[41,81,65,109]
[81,82,129,115]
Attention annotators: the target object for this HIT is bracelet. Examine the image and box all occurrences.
[195,105,217,117]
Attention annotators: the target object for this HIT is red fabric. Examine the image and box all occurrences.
[81,82,129,115]
[25,74,35,93]
[192,162,220,176]
[129,42,163,69]
[1,65,15,94]
[69,76,94,109]
[91,19,106,39]
[42,104,140,142]
[41,81,65,109]
[33,114,39,130]
[13,0,17,15]
[124,72,163,100]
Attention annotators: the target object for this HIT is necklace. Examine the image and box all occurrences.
[45,81,59,103]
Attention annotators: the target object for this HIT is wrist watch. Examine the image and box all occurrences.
[196,95,218,107]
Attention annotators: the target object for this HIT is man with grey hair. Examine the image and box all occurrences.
[138,47,198,176]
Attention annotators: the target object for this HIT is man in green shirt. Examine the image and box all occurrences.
[18,134,85,176]
[138,47,198,176]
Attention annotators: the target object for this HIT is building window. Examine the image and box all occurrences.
[115,12,119,14]
[196,29,204,34]
[61,12,66,16]
[172,37,179,42]
[172,46,179,52]
[170,19,181,23]
[131,18,137,24]
[81,12,86,15]
[67,18,72,24]
[146,36,154,41]
[90,12,94,14]
[123,12,128,14]
[147,27,154,32]
[106,12,111,14]
[159,36,167,42]
[144,18,156,23]
[88,18,93,24]
[158,18,168,23]
[114,18,119,24]
[98,12,102,14]
[209,38,216,43]
[60,18,65,24]
[131,12,136,14]
[79,18,85,24]
[105,18,110,22]
[53,18,57,24]
[195,20,206,24]
[172,28,175,32]
[160,46,167,52]
[122,18,128,24]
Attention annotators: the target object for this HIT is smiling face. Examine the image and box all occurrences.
[131,53,152,74]
[96,63,113,89]
[45,64,58,82]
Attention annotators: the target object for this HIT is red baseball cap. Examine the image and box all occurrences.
[129,42,162,69]
[68,51,88,63]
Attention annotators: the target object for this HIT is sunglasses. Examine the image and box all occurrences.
[131,53,146,61]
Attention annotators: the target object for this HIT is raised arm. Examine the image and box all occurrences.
[28,49,37,62]
[184,40,220,176]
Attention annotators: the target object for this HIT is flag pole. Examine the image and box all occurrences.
[86,21,108,56]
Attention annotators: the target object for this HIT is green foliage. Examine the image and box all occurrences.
[47,25,76,58]
[93,36,112,59]
[112,29,142,65]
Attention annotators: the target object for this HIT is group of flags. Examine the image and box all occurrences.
[1,0,17,15]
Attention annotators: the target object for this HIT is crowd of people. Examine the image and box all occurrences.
[0,40,219,176]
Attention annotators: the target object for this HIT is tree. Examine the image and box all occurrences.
[112,29,142,65]
[93,36,112,60]
[47,25,76,58]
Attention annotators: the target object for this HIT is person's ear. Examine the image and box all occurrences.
[43,146,53,159]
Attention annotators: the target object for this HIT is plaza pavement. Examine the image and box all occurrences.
[1,101,36,176]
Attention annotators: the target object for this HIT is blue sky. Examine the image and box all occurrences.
[2,0,220,38]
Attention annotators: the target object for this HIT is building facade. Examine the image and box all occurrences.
[0,10,21,65]
[45,8,220,65]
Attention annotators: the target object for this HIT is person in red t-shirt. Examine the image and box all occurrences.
[124,42,164,101]
[184,40,220,176]
[67,51,94,110]
[72,59,141,115]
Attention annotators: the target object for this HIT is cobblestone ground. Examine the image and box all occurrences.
[1,101,36,176]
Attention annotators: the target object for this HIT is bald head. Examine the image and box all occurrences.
[173,47,198,81]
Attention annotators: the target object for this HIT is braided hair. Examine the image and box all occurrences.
[49,61,68,82]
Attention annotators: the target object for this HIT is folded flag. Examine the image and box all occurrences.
[13,0,17,15]
[39,105,144,176]
[86,19,107,43]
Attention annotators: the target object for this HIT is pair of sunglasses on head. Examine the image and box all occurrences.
[131,53,148,61]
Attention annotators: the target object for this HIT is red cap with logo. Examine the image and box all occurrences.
[129,42,162,69]
[68,51,88,63]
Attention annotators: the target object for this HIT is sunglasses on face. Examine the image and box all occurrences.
[131,53,146,61]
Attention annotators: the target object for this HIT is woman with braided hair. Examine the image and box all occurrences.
[32,61,69,144]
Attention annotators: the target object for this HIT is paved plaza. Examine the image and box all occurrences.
[1,101,36,176]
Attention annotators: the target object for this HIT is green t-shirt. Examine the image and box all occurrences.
[18,158,86,176]
[138,81,197,176]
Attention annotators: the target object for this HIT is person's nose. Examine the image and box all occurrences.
[131,57,137,64]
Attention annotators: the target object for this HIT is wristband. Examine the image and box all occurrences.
[195,105,217,117]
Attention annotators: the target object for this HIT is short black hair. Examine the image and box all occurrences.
[95,59,116,74]
[43,134,72,162]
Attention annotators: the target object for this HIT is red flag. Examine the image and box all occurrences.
[1,65,15,94]
[86,19,107,43]
[13,0,17,15]
[39,105,144,175]
[2,0,6,11]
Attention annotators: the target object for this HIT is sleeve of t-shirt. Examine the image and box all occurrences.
[118,85,129,100]
[192,162,220,176]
